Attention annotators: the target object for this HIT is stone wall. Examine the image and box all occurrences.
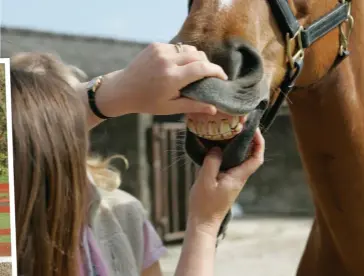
[238,115,315,216]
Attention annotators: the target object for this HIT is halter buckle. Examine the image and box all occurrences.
[338,1,354,56]
[286,26,305,69]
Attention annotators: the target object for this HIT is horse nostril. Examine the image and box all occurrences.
[239,44,263,78]
[211,39,264,85]
[211,47,242,81]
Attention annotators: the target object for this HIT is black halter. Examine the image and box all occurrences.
[260,0,354,132]
[187,0,354,132]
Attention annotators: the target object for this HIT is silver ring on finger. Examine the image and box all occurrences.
[174,42,183,53]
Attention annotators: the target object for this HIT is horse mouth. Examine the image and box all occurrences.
[186,113,247,141]
[180,77,267,170]
[178,38,268,171]
[184,104,265,171]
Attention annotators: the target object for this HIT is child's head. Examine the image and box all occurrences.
[11,52,89,276]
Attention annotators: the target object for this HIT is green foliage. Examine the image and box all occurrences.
[0,65,8,178]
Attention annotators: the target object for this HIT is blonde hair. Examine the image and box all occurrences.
[87,155,129,191]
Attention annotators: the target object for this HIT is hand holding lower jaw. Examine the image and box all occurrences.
[186,128,265,235]
[81,42,228,128]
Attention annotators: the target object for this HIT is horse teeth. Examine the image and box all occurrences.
[230,116,239,128]
[220,120,231,134]
[211,121,218,135]
[222,132,233,139]
[197,122,203,134]
[187,116,245,141]
[207,121,213,135]
[187,119,197,134]
[234,123,243,133]
[209,135,224,141]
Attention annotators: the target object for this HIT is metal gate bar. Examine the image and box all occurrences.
[150,122,198,243]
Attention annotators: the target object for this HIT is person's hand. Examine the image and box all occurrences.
[108,42,228,116]
[187,128,265,235]
[120,42,227,115]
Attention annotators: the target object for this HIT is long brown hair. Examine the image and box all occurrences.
[11,52,89,276]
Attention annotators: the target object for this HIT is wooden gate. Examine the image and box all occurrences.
[150,122,199,243]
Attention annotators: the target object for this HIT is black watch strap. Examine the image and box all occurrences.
[87,76,112,120]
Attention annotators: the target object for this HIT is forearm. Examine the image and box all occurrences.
[75,69,132,130]
[175,220,219,276]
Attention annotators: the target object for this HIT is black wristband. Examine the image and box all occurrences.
[87,89,112,120]
[86,76,113,120]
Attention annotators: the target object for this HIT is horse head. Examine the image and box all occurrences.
[173,0,350,171]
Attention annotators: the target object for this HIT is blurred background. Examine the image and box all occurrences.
[0,1,314,275]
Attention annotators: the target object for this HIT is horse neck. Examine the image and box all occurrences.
[289,60,364,211]
[287,3,364,274]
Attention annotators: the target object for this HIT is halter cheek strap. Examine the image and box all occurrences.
[268,0,351,48]
[260,0,354,133]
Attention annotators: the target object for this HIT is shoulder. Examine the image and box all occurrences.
[87,169,146,225]
[98,188,147,222]
[95,188,147,244]
[92,187,148,272]
[87,171,149,273]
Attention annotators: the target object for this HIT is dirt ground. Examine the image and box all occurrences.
[160,217,313,276]
[0,262,11,276]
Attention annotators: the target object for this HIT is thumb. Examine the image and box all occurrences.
[226,128,265,180]
[169,98,217,115]
[198,147,222,181]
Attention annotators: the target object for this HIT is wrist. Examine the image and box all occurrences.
[186,215,221,238]
[176,216,218,276]
[94,70,132,117]
[83,69,136,119]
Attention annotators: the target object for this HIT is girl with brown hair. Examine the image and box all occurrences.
[11,53,90,276]
[11,45,264,276]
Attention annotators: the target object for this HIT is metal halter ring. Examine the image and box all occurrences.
[174,42,183,53]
